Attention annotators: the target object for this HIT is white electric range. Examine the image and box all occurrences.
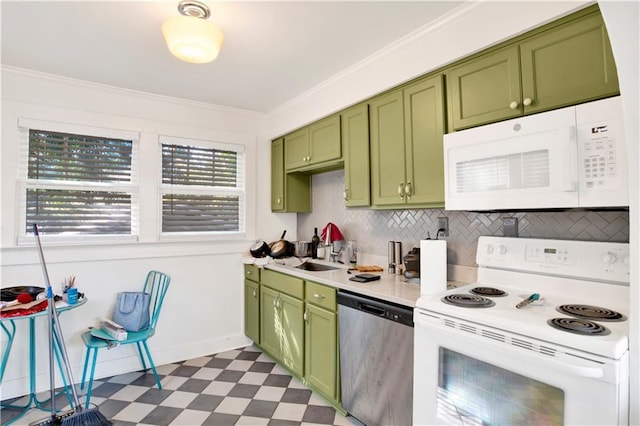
[414,236,630,426]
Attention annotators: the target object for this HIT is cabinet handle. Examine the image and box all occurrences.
[344,188,348,201]
[398,181,405,200]
[523,97,532,106]
[277,196,282,205]
[509,101,519,110]
[304,308,309,322]
[252,289,257,297]
[405,181,412,200]
[313,293,325,300]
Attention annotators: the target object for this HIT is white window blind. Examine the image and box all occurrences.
[160,136,245,234]
[19,119,138,237]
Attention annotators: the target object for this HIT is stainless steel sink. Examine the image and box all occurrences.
[295,262,340,272]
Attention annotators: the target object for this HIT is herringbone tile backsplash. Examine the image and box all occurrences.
[297,170,629,267]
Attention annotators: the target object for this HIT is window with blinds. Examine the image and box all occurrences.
[23,127,136,236]
[160,137,245,234]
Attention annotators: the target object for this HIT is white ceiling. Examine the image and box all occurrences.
[1,1,465,113]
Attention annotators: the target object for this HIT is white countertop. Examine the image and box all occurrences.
[243,256,467,308]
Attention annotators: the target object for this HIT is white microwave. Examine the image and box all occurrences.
[444,96,628,210]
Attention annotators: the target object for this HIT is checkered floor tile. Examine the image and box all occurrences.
[1,346,358,426]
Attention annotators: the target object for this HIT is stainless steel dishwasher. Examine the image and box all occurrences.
[338,290,414,426]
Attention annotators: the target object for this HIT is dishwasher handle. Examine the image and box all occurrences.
[359,302,385,316]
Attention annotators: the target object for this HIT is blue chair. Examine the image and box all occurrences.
[80,270,170,408]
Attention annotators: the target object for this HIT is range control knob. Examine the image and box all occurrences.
[497,245,507,255]
[485,244,494,254]
[602,252,618,265]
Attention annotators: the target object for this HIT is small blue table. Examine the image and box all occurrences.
[1,297,87,424]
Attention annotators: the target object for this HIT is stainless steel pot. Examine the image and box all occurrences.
[295,241,312,257]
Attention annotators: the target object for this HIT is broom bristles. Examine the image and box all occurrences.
[30,406,111,426]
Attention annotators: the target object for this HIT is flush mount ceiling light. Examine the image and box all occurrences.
[162,0,224,64]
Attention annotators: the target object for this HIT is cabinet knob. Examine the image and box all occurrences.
[344,188,349,201]
[509,101,519,110]
[252,289,257,297]
[405,181,412,200]
[304,308,309,322]
[313,293,325,300]
[277,196,282,205]
[398,182,405,199]
[523,98,532,106]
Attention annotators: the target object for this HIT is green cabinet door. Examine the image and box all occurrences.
[271,139,285,211]
[278,292,304,377]
[369,89,406,206]
[260,286,280,357]
[342,103,370,207]
[271,138,311,213]
[404,75,445,207]
[284,128,310,170]
[520,11,619,114]
[304,304,337,400]
[447,45,522,131]
[244,279,260,344]
[309,115,342,166]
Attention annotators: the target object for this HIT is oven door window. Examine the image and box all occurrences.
[438,348,564,425]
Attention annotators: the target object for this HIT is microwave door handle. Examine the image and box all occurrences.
[568,124,578,190]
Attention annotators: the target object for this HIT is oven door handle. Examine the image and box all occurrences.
[416,312,608,380]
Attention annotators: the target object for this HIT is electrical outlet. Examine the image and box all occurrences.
[438,217,449,237]
[503,217,518,237]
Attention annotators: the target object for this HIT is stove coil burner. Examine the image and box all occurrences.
[556,304,626,322]
[442,294,495,308]
[469,287,507,297]
[547,318,611,336]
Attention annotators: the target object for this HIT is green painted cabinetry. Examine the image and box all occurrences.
[370,75,445,208]
[259,270,305,377]
[243,265,261,344]
[271,138,311,213]
[341,103,370,206]
[447,7,618,130]
[285,115,342,172]
[304,281,338,401]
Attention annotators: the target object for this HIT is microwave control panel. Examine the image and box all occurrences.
[576,96,628,207]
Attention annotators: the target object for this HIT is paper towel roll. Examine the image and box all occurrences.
[420,240,447,295]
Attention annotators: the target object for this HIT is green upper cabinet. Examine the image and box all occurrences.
[447,7,618,131]
[284,128,310,170]
[271,138,285,211]
[446,45,522,130]
[370,75,445,208]
[369,89,406,206]
[285,115,342,172]
[341,103,370,207]
[403,75,446,206]
[271,138,311,213]
[519,10,619,115]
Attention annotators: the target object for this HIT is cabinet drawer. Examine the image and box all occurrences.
[244,264,261,282]
[305,281,337,311]
[262,269,304,299]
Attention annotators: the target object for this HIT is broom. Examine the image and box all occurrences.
[30,224,111,426]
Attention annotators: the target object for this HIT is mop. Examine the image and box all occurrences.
[30,224,111,426]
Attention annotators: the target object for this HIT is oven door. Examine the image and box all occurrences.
[414,309,628,426]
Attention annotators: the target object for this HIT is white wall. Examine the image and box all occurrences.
[599,2,640,423]
[0,68,276,398]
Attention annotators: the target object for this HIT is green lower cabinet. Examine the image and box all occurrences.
[244,279,260,344]
[304,304,337,400]
[259,285,304,378]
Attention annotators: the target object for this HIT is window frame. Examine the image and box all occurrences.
[158,134,246,240]
[16,118,140,245]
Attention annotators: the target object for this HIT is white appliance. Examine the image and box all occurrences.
[414,236,630,425]
[444,96,628,210]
